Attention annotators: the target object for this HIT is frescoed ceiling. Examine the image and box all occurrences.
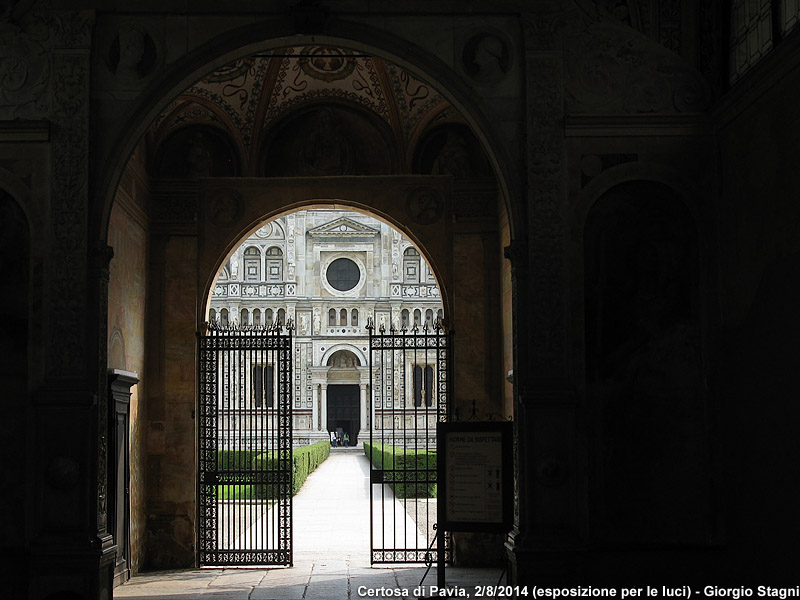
[152,45,460,173]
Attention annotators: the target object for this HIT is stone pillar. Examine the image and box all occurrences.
[359,383,368,430]
[321,383,328,432]
[505,6,584,585]
[312,384,319,430]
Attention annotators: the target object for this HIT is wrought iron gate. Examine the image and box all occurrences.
[198,320,293,566]
[367,318,452,563]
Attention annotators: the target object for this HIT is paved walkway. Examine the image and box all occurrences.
[116,448,504,599]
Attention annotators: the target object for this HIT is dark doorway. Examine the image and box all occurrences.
[327,384,360,445]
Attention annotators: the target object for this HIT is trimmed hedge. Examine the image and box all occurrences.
[363,441,437,498]
[215,441,330,499]
[251,440,331,497]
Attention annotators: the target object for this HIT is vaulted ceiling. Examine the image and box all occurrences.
[150,45,479,178]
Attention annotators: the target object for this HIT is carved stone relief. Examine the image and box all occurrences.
[564,19,710,113]
[461,31,513,84]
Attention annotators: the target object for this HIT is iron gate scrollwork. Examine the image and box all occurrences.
[367,317,452,564]
[198,320,293,566]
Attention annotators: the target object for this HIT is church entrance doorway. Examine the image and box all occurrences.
[327,384,360,446]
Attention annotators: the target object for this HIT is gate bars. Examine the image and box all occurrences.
[198,320,293,566]
[367,317,453,564]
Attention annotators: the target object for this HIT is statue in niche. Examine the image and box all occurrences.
[432,131,470,178]
[300,314,309,335]
[300,108,352,175]
[186,132,213,177]
[230,253,240,280]
[313,312,320,334]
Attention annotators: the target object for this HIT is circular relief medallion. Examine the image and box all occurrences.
[461,32,511,84]
[299,46,357,82]
[208,188,244,228]
[406,188,443,225]
[326,257,360,291]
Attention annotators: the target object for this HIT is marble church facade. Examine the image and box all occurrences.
[208,209,444,447]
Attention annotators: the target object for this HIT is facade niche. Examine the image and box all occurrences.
[584,180,709,545]
[153,124,239,178]
[259,104,397,176]
[413,123,493,179]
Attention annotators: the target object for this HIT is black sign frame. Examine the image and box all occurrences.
[437,421,513,533]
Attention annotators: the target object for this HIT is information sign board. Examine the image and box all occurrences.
[437,421,513,532]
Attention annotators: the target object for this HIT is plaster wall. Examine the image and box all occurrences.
[107,179,148,574]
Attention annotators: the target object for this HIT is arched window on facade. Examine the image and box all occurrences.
[244,246,261,281]
[253,308,261,325]
[221,308,229,325]
[329,308,336,326]
[401,309,409,328]
[413,365,435,407]
[340,308,348,326]
[209,308,216,322]
[403,247,420,283]
[252,364,274,408]
[266,308,273,325]
[437,309,443,325]
[266,246,283,282]
[277,308,285,325]
[352,309,359,327]
[241,308,249,325]
[425,309,433,329]
[413,309,421,328]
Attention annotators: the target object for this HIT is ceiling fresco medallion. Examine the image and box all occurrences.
[298,46,357,82]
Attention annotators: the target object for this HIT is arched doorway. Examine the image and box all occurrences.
[325,349,361,446]
[105,41,512,573]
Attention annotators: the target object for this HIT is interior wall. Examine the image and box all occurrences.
[716,56,800,580]
[499,191,513,418]
[0,190,30,598]
[107,146,150,575]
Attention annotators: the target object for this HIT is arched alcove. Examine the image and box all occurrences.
[583,180,710,545]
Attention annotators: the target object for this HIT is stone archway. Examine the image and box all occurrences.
[104,40,513,572]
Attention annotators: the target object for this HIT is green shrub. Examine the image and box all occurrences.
[248,440,331,498]
[363,441,437,498]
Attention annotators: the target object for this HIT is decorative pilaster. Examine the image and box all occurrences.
[505,5,584,585]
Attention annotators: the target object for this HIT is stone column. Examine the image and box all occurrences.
[359,383,368,430]
[321,383,328,432]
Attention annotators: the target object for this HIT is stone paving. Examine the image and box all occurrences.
[115,448,504,599]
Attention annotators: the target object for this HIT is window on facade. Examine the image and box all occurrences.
[425,309,433,329]
[266,309,273,325]
[266,246,283,282]
[413,365,434,407]
[209,308,216,322]
[327,257,360,291]
[329,308,336,326]
[437,309,443,324]
[244,246,261,281]
[221,308,229,325]
[413,309,421,327]
[252,364,274,408]
[340,308,348,326]
[241,308,249,325]
[277,308,285,325]
[401,309,409,328]
[403,247,420,284]
[253,308,261,325]
[352,309,358,327]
